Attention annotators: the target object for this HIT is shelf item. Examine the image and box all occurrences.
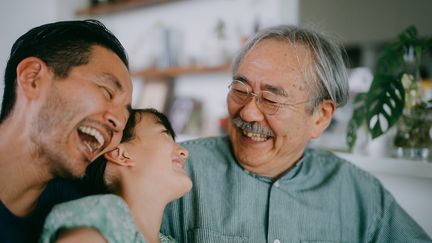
[76,0,185,16]
[134,78,173,112]
[132,64,231,79]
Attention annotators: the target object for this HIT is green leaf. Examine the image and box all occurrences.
[366,74,405,138]
[398,25,418,45]
[374,26,422,76]
[346,25,432,152]
[425,37,432,49]
[374,42,404,75]
[346,93,367,151]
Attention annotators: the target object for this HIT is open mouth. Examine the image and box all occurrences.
[241,129,273,142]
[242,130,270,142]
[77,126,106,154]
[233,117,274,142]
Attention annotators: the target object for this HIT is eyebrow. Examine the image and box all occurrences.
[263,84,288,97]
[233,75,288,97]
[233,75,250,85]
[155,120,175,139]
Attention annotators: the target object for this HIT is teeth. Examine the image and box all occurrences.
[83,140,94,153]
[78,126,105,150]
[242,130,268,142]
[233,118,275,138]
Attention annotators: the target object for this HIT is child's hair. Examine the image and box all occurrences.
[81,108,176,194]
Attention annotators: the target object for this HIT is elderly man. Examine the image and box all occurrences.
[0,20,132,242]
[162,25,430,242]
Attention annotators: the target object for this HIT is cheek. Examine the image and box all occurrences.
[103,134,123,154]
[149,148,174,171]
[227,98,242,117]
[134,153,167,176]
[269,113,312,139]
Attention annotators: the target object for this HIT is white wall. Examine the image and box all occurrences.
[299,0,432,45]
[93,0,293,70]
[299,0,432,69]
[0,0,55,97]
[0,0,86,106]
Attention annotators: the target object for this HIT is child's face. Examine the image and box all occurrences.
[126,113,192,200]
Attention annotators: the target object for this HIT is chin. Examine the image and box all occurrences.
[171,177,193,201]
[180,176,193,193]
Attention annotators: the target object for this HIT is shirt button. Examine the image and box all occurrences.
[274,181,280,188]
[274,239,281,243]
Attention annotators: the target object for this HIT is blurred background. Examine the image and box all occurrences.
[1,0,431,146]
[1,0,432,236]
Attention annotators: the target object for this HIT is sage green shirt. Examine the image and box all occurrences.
[40,194,176,243]
[161,136,431,243]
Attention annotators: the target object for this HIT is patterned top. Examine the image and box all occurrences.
[161,136,431,242]
[40,194,176,243]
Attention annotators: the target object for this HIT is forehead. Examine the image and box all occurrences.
[135,113,163,136]
[89,45,132,94]
[237,39,312,92]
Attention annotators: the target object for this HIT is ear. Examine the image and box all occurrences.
[16,57,48,100]
[310,100,336,138]
[104,146,136,167]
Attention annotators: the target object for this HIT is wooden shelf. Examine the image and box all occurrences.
[76,0,185,16]
[132,64,231,79]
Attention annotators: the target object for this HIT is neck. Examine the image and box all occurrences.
[120,181,169,243]
[245,147,305,179]
[0,121,52,217]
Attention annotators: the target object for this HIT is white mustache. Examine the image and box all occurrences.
[233,117,274,137]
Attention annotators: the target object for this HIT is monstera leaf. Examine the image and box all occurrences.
[365,74,405,138]
[346,26,431,151]
[374,42,404,75]
[398,25,419,43]
[374,26,420,76]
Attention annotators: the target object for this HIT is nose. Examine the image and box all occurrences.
[239,96,265,122]
[104,106,129,132]
[177,144,189,160]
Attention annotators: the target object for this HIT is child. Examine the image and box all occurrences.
[40,108,192,243]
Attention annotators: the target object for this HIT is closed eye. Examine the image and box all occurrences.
[233,89,248,96]
[99,86,113,100]
[161,129,175,141]
[262,91,285,105]
[262,98,281,107]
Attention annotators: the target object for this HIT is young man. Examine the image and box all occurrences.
[0,20,132,242]
[162,25,431,242]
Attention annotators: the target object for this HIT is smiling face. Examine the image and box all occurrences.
[122,112,192,201]
[32,45,132,179]
[228,39,331,178]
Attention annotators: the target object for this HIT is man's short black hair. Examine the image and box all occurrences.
[1,19,129,123]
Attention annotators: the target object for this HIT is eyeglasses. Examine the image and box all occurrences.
[228,80,310,115]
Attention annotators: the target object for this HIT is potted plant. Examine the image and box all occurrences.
[346,26,432,159]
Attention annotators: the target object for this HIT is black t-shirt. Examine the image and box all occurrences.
[0,178,85,243]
